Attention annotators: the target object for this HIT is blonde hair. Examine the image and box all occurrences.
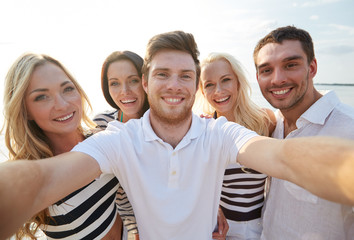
[2,52,96,239]
[198,52,271,136]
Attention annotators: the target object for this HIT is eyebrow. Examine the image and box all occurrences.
[29,81,72,95]
[257,55,304,70]
[108,74,140,81]
[153,68,196,73]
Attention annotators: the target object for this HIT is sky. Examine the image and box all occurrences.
[0,0,354,160]
[1,0,354,113]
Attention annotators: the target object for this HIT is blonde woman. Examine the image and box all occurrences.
[198,52,275,240]
[2,53,122,239]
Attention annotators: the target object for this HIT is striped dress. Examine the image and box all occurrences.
[93,110,138,235]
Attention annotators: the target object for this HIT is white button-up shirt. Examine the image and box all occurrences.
[73,110,257,240]
[261,91,354,240]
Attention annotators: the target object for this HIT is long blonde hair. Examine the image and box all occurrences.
[2,52,96,239]
[198,52,271,136]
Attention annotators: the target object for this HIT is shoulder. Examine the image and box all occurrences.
[263,108,276,136]
[93,109,119,129]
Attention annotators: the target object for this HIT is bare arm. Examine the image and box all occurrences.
[0,152,101,240]
[238,136,354,205]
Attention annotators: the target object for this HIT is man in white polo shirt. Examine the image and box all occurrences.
[0,30,354,240]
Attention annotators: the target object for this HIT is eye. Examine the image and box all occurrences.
[34,94,48,101]
[64,86,75,93]
[131,78,140,84]
[286,63,298,69]
[204,83,214,88]
[260,68,271,75]
[109,81,119,87]
[222,78,231,82]
[157,72,167,78]
[182,74,192,79]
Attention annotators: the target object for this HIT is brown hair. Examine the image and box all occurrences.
[253,25,315,68]
[142,30,200,86]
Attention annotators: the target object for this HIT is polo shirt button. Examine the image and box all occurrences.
[172,152,176,156]
[171,170,176,175]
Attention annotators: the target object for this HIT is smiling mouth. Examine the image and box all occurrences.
[121,99,137,104]
[272,89,290,95]
[164,97,183,104]
[214,96,230,103]
[55,112,74,121]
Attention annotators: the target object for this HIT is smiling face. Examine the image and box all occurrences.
[143,50,197,125]
[200,59,239,119]
[107,60,146,121]
[256,40,317,111]
[25,62,82,138]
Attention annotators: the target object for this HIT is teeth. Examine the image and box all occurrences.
[56,113,73,121]
[273,89,290,95]
[121,99,137,104]
[215,96,230,103]
[165,98,182,103]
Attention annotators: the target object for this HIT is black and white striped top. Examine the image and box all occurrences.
[93,110,138,234]
[213,112,267,221]
[220,166,267,221]
[42,174,119,239]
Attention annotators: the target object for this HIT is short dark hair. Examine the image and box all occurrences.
[253,26,315,67]
[101,51,148,112]
[142,30,200,87]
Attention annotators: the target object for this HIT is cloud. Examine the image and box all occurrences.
[301,0,341,7]
[329,24,354,35]
[310,15,319,20]
[318,45,354,55]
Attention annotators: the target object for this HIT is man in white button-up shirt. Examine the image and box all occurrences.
[254,25,354,240]
[1,30,354,240]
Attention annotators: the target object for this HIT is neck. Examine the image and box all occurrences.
[120,109,144,123]
[149,111,193,149]
[281,89,322,137]
[46,130,85,155]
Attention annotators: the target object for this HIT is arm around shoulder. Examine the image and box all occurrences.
[238,135,354,205]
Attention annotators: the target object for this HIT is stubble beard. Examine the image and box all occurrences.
[266,72,309,111]
[148,95,194,126]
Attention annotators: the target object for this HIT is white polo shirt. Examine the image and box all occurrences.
[73,110,257,240]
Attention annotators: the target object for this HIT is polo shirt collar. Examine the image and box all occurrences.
[298,90,340,127]
[142,109,205,143]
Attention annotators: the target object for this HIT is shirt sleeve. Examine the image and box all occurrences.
[72,129,120,174]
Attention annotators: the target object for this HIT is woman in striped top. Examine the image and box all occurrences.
[3,53,122,240]
[198,52,276,240]
[93,51,149,240]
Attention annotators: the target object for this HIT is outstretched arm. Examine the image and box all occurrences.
[238,136,354,205]
[0,152,101,240]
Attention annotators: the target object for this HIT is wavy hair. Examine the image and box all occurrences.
[198,52,271,136]
[1,52,95,239]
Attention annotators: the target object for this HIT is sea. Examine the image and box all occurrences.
[0,83,353,163]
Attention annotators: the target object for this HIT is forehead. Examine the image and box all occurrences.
[201,59,232,80]
[256,40,306,65]
[149,50,196,72]
[108,60,137,75]
[28,62,70,88]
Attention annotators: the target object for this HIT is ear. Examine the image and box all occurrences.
[256,72,259,82]
[309,58,317,79]
[142,74,148,94]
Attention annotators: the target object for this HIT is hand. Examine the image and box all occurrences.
[200,113,213,119]
[212,207,229,240]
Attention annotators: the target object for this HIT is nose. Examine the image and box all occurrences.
[271,68,287,86]
[121,83,131,94]
[215,83,222,94]
[54,94,69,110]
[166,74,182,91]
